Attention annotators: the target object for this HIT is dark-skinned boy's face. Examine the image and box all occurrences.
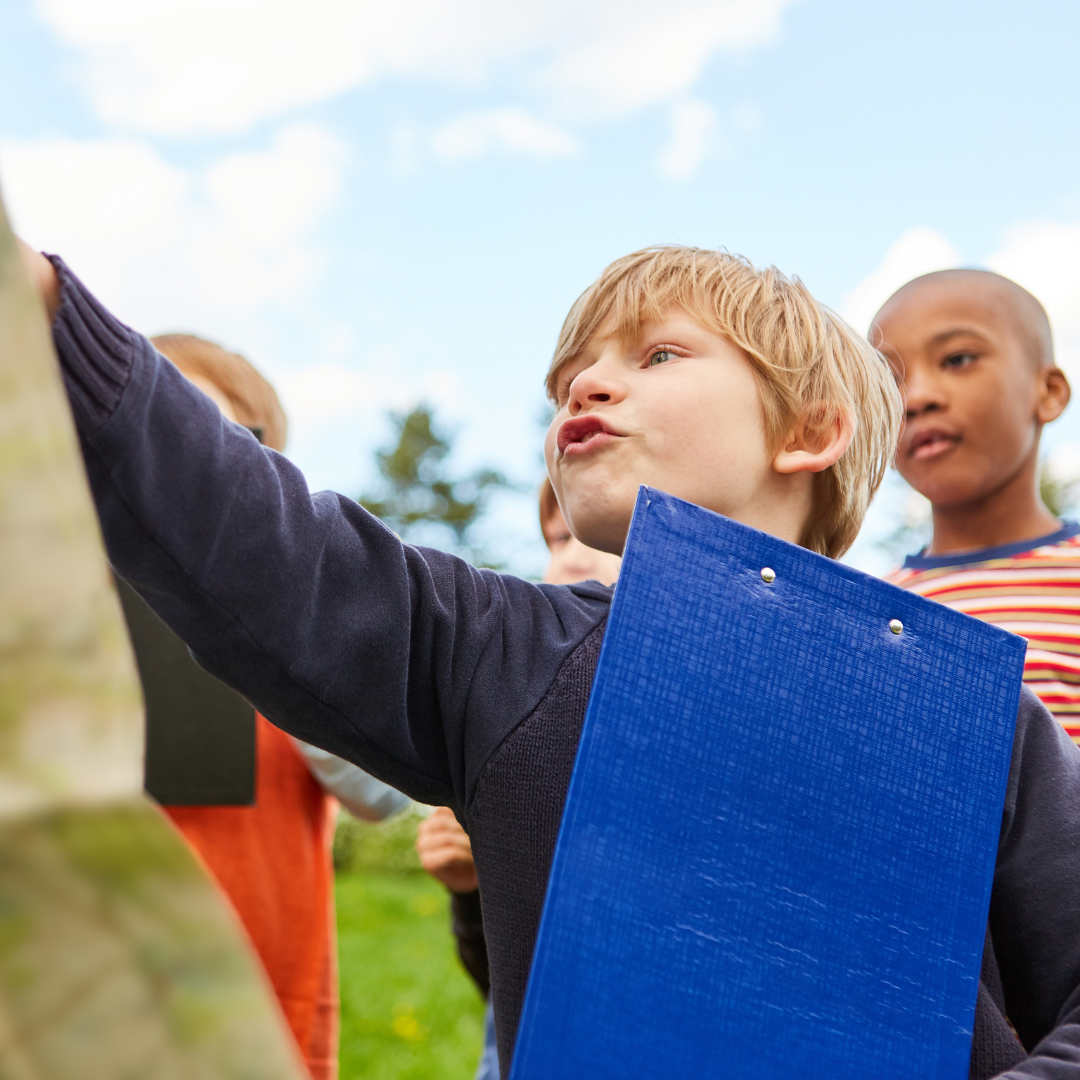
[873,279,1060,510]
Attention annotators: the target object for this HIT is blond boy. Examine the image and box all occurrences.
[20,242,1080,1078]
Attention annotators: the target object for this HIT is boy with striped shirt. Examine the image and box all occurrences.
[873,270,1079,743]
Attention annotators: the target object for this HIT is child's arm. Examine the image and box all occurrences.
[33,251,610,812]
[292,738,410,821]
[991,686,1080,1075]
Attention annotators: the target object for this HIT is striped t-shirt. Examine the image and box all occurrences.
[887,522,1080,745]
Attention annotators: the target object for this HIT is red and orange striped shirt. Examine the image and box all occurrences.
[887,522,1080,746]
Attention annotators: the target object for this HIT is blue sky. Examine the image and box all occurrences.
[3,0,1079,575]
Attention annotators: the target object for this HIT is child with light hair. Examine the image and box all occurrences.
[545,247,899,559]
[21,239,1080,1078]
[144,331,407,1080]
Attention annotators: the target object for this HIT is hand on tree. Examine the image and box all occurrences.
[15,239,60,322]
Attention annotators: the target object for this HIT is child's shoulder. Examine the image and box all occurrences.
[887,521,1080,592]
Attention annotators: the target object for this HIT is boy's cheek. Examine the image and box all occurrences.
[542,420,562,480]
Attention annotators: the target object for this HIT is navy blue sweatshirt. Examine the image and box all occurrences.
[50,259,1080,1078]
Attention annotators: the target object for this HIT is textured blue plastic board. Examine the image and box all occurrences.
[511,488,1026,1080]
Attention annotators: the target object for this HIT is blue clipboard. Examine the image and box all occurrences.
[511,488,1025,1080]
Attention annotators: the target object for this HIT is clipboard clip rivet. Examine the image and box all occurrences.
[889,619,904,634]
[760,567,776,584]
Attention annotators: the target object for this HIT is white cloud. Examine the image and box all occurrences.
[274,359,469,496]
[842,220,1080,385]
[840,227,961,336]
[656,99,717,181]
[986,221,1080,383]
[276,360,462,432]
[0,123,345,334]
[541,0,793,118]
[433,109,580,162]
[37,0,802,136]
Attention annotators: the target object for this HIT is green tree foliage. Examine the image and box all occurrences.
[333,803,426,874]
[1041,463,1080,519]
[359,405,511,565]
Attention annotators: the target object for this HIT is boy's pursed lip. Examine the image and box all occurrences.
[907,426,961,462]
[557,415,623,457]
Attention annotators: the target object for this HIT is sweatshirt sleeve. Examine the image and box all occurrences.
[990,685,1080,1078]
[48,257,610,812]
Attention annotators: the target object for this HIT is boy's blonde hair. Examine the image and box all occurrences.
[151,334,288,453]
[546,246,903,558]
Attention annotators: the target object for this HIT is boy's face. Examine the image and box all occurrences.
[874,278,1066,509]
[544,310,783,555]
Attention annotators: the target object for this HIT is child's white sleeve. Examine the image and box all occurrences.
[292,738,409,821]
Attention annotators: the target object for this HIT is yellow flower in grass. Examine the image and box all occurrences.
[391,1003,427,1042]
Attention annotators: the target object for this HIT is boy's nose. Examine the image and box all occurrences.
[568,363,622,414]
[570,393,610,413]
[903,368,947,419]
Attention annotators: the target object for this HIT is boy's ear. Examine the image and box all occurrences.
[1037,367,1071,425]
[772,405,855,476]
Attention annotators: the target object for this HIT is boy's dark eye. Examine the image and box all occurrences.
[648,349,676,367]
[943,352,977,370]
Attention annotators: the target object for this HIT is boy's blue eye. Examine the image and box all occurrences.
[649,350,675,367]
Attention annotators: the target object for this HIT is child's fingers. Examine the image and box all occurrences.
[421,855,479,894]
[417,841,473,871]
[417,814,472,850]
[417,820,459,849]
[418,844,479,892]
[419,817,461,841]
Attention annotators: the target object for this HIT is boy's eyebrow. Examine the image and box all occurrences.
[927,327,993,349]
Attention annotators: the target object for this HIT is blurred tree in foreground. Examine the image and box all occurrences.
[0,198,305,1078]
[359,405,513,566]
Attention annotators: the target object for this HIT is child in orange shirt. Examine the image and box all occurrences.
[152,334,407,1079]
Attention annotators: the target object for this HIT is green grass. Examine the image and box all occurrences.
[335,812,485,1080]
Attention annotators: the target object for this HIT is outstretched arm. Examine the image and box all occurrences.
[27,249,610,812]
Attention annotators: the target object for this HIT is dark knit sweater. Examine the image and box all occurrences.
[451,890,490,998]
[49,258,1080,1078]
